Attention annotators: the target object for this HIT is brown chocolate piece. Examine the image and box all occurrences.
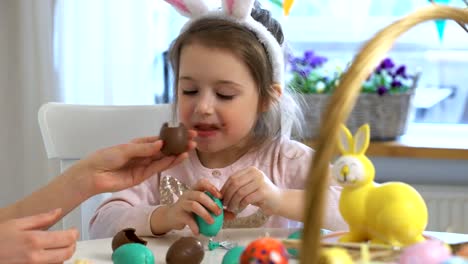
[160,122,188,155]
[166,237,205,264]
[111,228,147,252]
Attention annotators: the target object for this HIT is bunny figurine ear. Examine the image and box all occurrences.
[337,124,354,155]
[165,0,210,18]
[222,0,255,20]
[353,124,370,155]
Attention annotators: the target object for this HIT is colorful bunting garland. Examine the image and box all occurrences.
[428,0,451,42]
[269,0,295,16]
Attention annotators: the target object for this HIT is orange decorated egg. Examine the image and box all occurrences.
[240,237,288,264]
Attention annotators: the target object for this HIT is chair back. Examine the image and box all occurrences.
[38,103,172,240]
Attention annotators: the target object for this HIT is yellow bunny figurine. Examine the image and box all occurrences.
[332,123,428,246]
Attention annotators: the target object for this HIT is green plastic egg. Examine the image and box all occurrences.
[287,230,302,257]
[111,243,155,264]
[195,192,224,237]
[286,229,330,258]
[222,246,245,264]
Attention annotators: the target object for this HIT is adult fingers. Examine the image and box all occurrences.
[17,209,63,230]
[170,152,190,166]
[131,136,159,144]
[188,130,197,139]
[119,141,164,160]
[29,229,79,250]
[142,156,178,178]
[33,242,76,263]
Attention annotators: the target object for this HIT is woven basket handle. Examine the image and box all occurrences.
[301,5,468,263]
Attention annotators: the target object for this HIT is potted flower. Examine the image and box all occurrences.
[288,51,419,140]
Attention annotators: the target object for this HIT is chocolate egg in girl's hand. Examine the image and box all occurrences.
[159,122,188,155]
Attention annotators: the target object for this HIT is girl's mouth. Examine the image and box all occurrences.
[194,124,220,138]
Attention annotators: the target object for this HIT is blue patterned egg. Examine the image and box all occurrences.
[222,246,245,264]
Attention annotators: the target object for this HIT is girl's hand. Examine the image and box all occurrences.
[75,131,197,195]
[0,208,78,264]
[162,179,222,235]
[220,166,282,216]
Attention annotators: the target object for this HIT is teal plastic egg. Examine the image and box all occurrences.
[195,192,224,237]
[287,230,302,257]
[222,246,245,264]
[111,243,155,264]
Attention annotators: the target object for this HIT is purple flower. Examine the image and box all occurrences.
[298,68,311,78]
[391,80,402,88]
[377,86,388,96]
[376,58,395,72]
[302,50,327,68]
[304,50,315,60]
[395,65,407,78]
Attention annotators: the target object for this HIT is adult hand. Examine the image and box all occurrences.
[75,131,197,196]
[0,208,78,264]
[221,166,282,216]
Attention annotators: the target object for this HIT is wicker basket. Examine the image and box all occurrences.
[301,5,468,263]
[297,91,414,140]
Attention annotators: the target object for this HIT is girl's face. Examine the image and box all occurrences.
[177,42,261,154]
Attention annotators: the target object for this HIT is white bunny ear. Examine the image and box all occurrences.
[222,0,255,20]
[354,124,370,155]
[165,0,210,18]
[337,124,353,155]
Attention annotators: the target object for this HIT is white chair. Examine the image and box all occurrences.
[38,103,172,240]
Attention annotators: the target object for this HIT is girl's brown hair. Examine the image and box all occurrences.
[169,4,304,145]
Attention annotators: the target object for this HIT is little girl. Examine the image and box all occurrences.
[89,0,347,238]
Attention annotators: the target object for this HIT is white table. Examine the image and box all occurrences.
[66,228,468,264]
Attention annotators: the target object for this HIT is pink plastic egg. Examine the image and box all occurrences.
[399,240,451,264]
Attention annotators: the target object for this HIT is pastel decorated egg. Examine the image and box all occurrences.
[319,248,353,264]
[222,246,246,264]
[195,192,224,237]
[456,244,468,258]
[240,237,288,264]
[442,257,468,264]
[399,240,451,264]
[287,230,301,257]
[112,243,155,264]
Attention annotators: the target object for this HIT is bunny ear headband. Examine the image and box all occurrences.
[164,0,284,88]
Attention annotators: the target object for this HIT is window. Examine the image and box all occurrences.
[265,0,468,125]
[54,0,186,105]
[55,0,468,125]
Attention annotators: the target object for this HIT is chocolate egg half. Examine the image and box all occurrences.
[160,122,188,156]
[112,228,147,252]
[166,237,205,264]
